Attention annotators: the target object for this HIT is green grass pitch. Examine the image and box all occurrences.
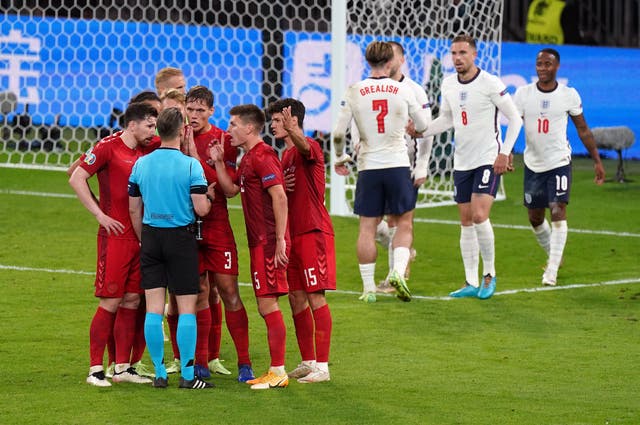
[0,156,639,424]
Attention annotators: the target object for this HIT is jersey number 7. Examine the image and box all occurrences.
[372,99,388,133]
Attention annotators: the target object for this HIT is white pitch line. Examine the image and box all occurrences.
[3,189,639,238]
[2,264,638,300]
[413,217,640,238]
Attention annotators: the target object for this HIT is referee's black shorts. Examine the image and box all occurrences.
[140,225,200,295]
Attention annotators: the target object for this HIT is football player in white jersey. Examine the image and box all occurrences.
[375,41,433,293]
[514,48,605,286]
[422,34,523,299]
[333,40,430,303]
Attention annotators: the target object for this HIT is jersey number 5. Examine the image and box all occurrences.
[372,99,388,133]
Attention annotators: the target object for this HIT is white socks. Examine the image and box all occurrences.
[548,220,568,275]
[387,226,397,273]
[475,219,496,278]
[359,263,376,293]
[533,220,551,255]
[460,225,479,287]
[392,246,411,278]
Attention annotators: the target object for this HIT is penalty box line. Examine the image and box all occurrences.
[1,264,639,301]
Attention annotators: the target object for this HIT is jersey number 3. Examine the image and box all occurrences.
[372,99,388,133]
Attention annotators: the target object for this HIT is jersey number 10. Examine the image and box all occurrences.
[537,118,550,134]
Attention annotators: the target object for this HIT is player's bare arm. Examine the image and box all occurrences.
[69,167,125,236]
[209,144,240,197]
[571,114,606,185]
[128,195,143,241]
[268,184,289,268]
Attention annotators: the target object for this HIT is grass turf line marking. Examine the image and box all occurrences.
[3,189,640,238]
[2,264,638,300]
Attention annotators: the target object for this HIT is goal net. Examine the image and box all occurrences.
[0,1,504,207]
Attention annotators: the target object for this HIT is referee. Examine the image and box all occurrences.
[128,107,214,389]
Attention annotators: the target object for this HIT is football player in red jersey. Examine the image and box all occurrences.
[267,98,335,383]
[183,85,254,382]
[210,104,290,390]
[69,103,158,386]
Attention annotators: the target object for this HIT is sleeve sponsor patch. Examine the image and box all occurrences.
[262,173,276,183]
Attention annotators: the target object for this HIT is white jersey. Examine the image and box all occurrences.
[401,76,432,166]
[439,70,509,171]
[514,82,581,172]
[334,76,429,170]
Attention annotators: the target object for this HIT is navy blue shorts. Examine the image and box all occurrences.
[523,164,572,209]
[140,225,200,295]
[453,165,500,203]
[354,167,416,217]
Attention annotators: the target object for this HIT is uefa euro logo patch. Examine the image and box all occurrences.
[83,148,96,165]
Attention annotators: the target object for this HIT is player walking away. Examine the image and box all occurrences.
[128,107,216,389]
[210,104,290,390]
[267,99,335,383]
[333,40,430,303]
[376,40,434,294]
[184,85,254,382]
[69,103,158,387]
[513,48,605,286]
[423,34,523,300]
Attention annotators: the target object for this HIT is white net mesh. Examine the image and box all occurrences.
[0,1,504,206]
[342,0,505,208]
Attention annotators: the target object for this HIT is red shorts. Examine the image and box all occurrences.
[249,244,289,297]
[288,231,337,292]
[95,235,142,298]
[198,240,239,276]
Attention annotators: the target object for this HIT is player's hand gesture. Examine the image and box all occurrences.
[282,106,300,137]
[182,125,196,157]
[274,237,288,268]
[209,143,224,164]
[96,211,125,236]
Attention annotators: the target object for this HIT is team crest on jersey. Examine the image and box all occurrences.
[459,91,467,102]
[541,100,550,109]
[83,147,96,165]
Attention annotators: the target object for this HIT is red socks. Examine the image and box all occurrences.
[293,306,316,361]
[195,308,212,366]
[263,310,286,367]
[114,306,137,365]
[208,302,222,361]
[312,304,332,363]
[89,307,115,367]
[129,303,146,364]
[225,307,251,365]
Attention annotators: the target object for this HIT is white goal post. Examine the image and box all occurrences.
[0,1,505,212]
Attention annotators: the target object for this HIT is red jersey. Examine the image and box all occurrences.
[193,125,238,247]
[79,132,143,240]
[237,141,289,247]
[281,137,334,237]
